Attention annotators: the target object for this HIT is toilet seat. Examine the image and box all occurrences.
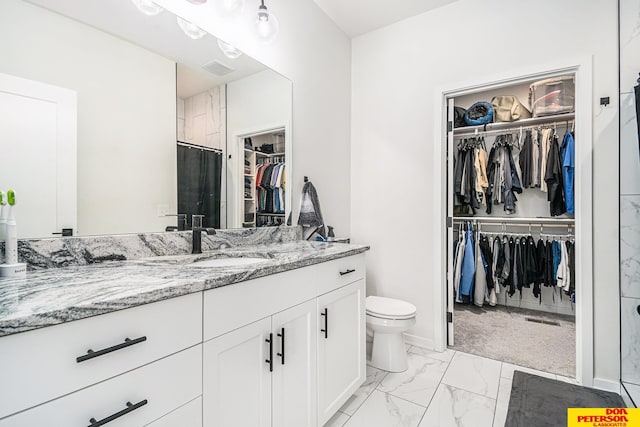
[366,296,416,320]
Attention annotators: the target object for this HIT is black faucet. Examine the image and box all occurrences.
[192,226,216,254]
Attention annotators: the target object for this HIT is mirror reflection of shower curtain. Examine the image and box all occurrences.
[177,144,222,229]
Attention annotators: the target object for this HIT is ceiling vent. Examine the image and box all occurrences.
[202,60,235,76]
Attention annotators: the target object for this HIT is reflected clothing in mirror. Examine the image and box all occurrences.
[177,143,222,229]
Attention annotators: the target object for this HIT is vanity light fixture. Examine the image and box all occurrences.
[255,0,279,44]
[130,0,164,16]
[218,40,243,59]
[176,16,207,39]
[185,0,208,4]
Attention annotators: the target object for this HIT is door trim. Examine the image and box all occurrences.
[431,57,594,387]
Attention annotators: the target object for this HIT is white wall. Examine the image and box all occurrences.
[179,86,225,150]
[351,0,619,384]
[0,0,176,236]
[225,69,292,228]
[619,0,640,393]
[154,0,352,236]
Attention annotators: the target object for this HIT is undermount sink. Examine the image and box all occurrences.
[187,257,270,268]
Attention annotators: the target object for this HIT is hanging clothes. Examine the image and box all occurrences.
[454,138,487,214]
[544,134,566,216]
[485,135,522,215]
[519,130,533,188]
[453,230,466,304]
[458,225,475,303]
[533,239,546,298]
[532,129,541,187]
[561,131,575,215]
[539,128,552,192]
[474,235,488,307]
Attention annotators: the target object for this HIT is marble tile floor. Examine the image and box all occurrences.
[324,346,579,427]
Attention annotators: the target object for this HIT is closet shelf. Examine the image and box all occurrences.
[255,151,285,157]
[453,112,575,136]
[257,213,285,217]
[453,216,574,225]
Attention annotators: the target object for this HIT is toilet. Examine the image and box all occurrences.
[366,296,417,372]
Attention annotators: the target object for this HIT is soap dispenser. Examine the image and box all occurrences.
[327,226,335,242]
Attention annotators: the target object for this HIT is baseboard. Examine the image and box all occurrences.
[592,378,621,394]
[403,333,434,350]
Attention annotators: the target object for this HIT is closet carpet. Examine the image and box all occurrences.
[451,304,575,378]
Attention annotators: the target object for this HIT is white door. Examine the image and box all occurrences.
[272,299,318,427]
[0,73,77,238]
[203,317,272,427]
[446,97,455,345]
[317,280,366,426]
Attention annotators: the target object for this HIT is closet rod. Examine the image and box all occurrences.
[452,113,575,137]
[452,216,574,225]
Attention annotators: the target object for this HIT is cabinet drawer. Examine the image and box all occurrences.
[314,253,365,295]
[146,396,202,426]
[203,254,365,341]
[0,345,202,427]
[0,292,202,418]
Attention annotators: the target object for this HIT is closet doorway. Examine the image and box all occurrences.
[433,60,594,386]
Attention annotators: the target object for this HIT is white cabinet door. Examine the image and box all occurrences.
[203,317,272,427]
[317,280,366,425]
[272,299,318,427]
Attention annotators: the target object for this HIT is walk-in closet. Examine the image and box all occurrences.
[241,130,286,228]
[445,73,579,378]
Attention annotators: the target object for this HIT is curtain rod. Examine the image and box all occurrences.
[177,141,223,153]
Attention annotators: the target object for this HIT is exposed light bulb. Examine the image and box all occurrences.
[176,16,207,40]
[217,40,243,59]
[131,0,164,16]
[255,1,279,44]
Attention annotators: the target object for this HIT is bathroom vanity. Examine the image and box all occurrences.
[0,240,368,427]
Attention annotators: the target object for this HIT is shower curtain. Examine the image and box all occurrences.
[177,144,222,229]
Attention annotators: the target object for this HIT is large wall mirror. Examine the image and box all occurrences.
[0,0,292,239]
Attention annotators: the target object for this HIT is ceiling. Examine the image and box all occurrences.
[25,0,267,96]
[313,0,459,37]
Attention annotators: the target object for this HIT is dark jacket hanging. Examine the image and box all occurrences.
[544,135,566,216]
[519,131,533,188]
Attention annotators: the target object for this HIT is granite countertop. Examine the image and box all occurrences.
[0,241,369,337]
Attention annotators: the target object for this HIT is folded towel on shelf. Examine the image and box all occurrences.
[297,181,326,240]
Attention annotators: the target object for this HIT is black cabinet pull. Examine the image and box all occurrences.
[265,333,273,372]
[76,336,147,363]
[277,328,285,365]
[320,308,328,339]
[339,269,356,276]
[637,305,640,316]
[87,399,148,427]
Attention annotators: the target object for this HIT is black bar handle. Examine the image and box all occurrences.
[87,399,148,427]
[265,333,273,372]
[637,305,640,315]
[320,308,328,339]
[277,328,285,365]
[77,336,147,363]
[339,269,356,276]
